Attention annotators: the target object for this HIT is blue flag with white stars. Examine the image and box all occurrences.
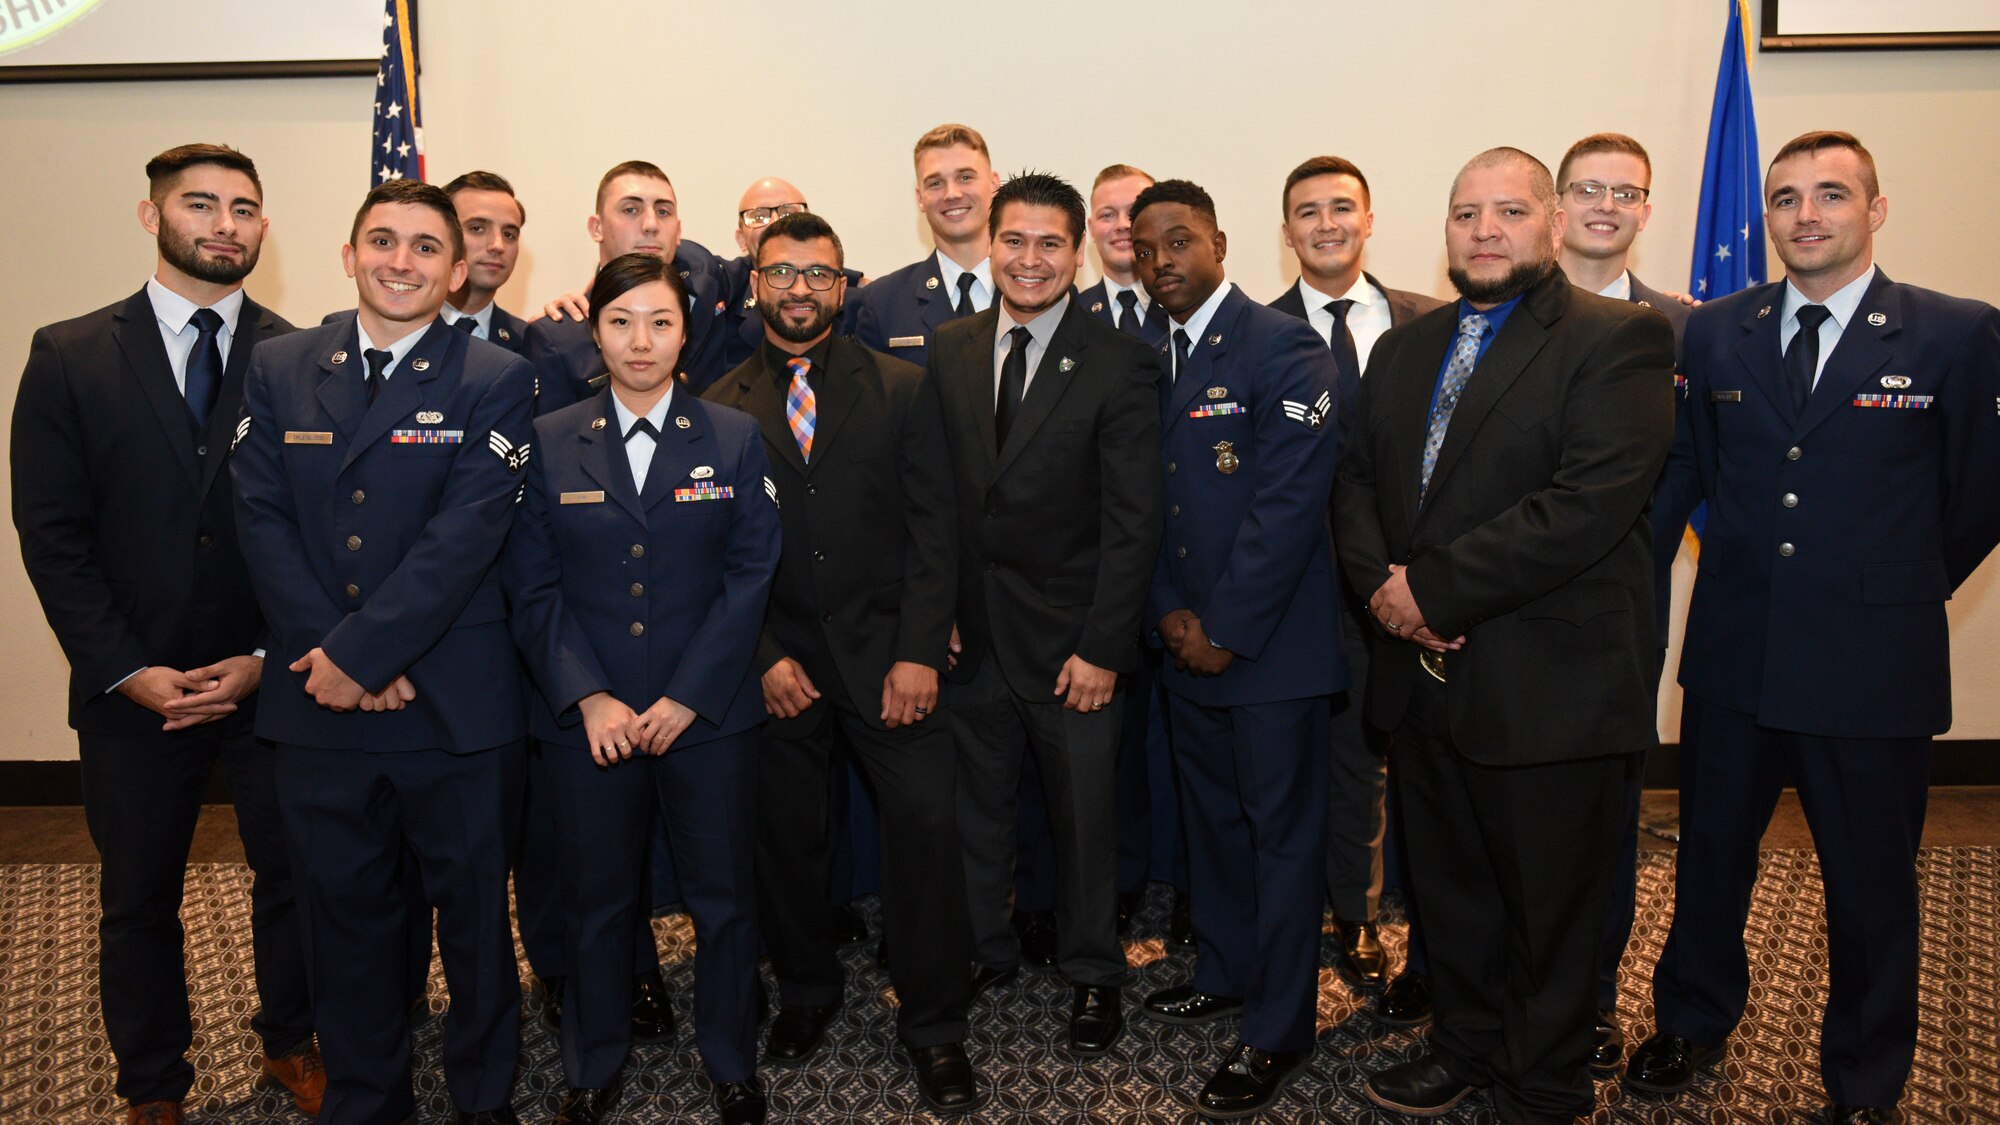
[371,0,424,185]
[1688,0,1763,301]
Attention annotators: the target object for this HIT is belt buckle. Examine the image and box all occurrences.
[1419,649,1447,683]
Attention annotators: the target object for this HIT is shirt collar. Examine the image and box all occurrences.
[443,301,493,336]
[1782,264,1876,332]
[1103,277,1151,313]
[354,316,434,377]
[146,276,246,337]
[762,334,836,385]
[934,251,992,302]
[610,386,676,438]
[1595,271,1634,301]
[1170,279,1236,347]
[1297,274,1381,310]
[997,294,1070,351]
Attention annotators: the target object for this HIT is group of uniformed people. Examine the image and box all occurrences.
[11,120,1998,1125]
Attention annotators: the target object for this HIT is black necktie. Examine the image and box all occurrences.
[184,308,224,428]
[453,316,478,336]
[1325,298,1360,387]
[1116,289,1144,337]
[1785,304,1832,414]
[1172,328,1192,383]
[626,417,660,443]
[955,272,978,318]
[996,326,1031,446]
[363,348,392,405]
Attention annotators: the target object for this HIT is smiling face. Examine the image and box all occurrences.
[989,201,1081,322]
[1764,146,1886,299]
[755,234,846,347]
[914,143,997,248]
[1131,202,1227,320]
[589,173,681,264]
[593,278,685,399]
[1445,158,1564,308]
[1558,151,1651,263]
[1281,172,1373,292]
[1088,173,1152,282]
[342,201,468,342]
[449,187,522,302]
[142,163,267,288]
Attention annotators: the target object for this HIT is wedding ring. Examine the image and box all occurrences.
[913,706,930,715]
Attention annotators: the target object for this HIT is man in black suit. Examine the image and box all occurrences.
[11,143,321,1125]
[702,211,981,1114]
[932,172,1162,1057]
[1269,154,1444,1005]
[1336,148,1674,1123]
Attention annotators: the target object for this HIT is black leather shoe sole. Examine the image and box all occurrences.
[1363,1079,1474,1116]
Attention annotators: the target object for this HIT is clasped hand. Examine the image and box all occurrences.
[1157,610,1234,676]
[1366,565,1464,654]
[578,691,695,767]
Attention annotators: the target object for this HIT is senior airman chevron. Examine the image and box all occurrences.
[488,430,530,471]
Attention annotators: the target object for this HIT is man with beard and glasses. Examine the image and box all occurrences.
[715,178,867,371]
[702,210,980,1113]
[1334,148,1673,1123]
[11,143,321,1125]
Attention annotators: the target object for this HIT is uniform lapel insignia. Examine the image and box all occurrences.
[1059,357,1075,373]
[1281,390,1333,431]
[497,327,512,341]
[1090,301,1104,314]
[415,410,443,424]
[1868,312,1887,327]
[1756,306,1771,319]
[925,276,940,290]
[1208,334,1222,346]
[590,416,606,430]
[411,358,430,372]
[1881,374,1912,389]
[691,465,714,480]
[331,350,349,364]
[488,430,531,472]
[675,416,691,429]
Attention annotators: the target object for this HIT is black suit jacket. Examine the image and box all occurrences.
[12,287,293,734]
[1333,267,1675,766]
[702,336,957,739]
[931,300,1163,692]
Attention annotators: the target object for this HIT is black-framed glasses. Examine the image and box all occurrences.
[739,202,809,228]
[1563,181,1650,208]
[759,263,841,291]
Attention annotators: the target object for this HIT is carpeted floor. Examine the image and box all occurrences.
[2,848,1995,1123]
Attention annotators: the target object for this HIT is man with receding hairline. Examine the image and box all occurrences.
[1336,147,1673,1122]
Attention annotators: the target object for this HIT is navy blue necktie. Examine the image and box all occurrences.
[1116,289,1145,338]
[453,316,478,336]
[1325,299,1360,388]
[1786,305,1832,414]
[184,308,224,428]
[363,348,392,405]
[955,272,977,318]
[1172,328,1192,383]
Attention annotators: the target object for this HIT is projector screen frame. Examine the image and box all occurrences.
[1760,0,2000,50]
[0,1,419,85]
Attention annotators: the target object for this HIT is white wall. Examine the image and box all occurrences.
[3,0,1997,759]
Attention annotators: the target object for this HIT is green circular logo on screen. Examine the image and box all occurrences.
[0,0,108,58]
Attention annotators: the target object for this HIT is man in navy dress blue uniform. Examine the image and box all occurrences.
[1627,132,2000,1125]
[11,143,321,1125]
[1129,179,1345,1120]
[232,179,535,1125]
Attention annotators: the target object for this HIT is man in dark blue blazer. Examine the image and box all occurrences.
[847,124,999,370]
[11,143,321,1125]
[1628,132,2000,1125]
[232,179,535,1125]
[1078,164,1170,350]
[1130,180,1345,1120]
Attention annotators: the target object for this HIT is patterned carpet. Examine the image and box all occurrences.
[2,849,1995,1123]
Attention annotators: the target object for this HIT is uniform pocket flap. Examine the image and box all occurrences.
[1517,582,1629,625]
[1861,559,1950,605]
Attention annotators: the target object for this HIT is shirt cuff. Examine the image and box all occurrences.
[252,648,266,660]
[105,667,144,696]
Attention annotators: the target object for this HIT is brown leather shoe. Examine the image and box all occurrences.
[259,1042,328,1116]
[126,1102,184,1125]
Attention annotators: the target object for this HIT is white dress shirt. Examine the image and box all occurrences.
[1102,278,1153,331]
[1780,265,1877,390]
[611,387,675,492]
[1166,280,1237,382]
[991,295,1071,404]
[354,316,432,380]
[146,277,244,394]
[934,251,993,313]
[443,301,493,340]
[1595,271,1634,301]
[1296,275,1394,373]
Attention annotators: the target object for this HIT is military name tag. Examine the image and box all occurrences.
[1709,390,1743,403]
[284,431,333,444]
[888,336,925,348]
[560,490,606,504]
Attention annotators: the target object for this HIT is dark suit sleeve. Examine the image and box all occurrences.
[663,427,781,723]
[892,367,959,670]
[848,282,886,352]
[1406,311,1675,637]
[10,328,150,693]
[1077,354,1163,671]
[1202,325,1341,659]
[1333,331,1396,602]
[317,357,536,692]
[1941,303,2000,589]
[527,320,581,416]
[500,432,615,719]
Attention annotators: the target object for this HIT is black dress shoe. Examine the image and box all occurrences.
[1363,1052,1479,1115]
[969,962,1019,998]
[833,901,869,948]
[1333,919,1388,989]
[1375,971,1433,1029]
[455,1109,520,1125]
[1195,1042,1311,1119]
[1590,1011,1626,1076]
[1141,983,1243,1025]
[1068,984,1124,1056]
[1825,1106,1898,1125]
[630,967,673,1043]
[909,1042,984,1114]
[1013,908,1059,970]
[551,1082,619,1125]
[714,1077,767,1125]
[1168,891,1194,948]
[765,1003,838,1065]
[538,975,566,1031]
[1624,1032,1726,1096]
[1116,890,1143,936]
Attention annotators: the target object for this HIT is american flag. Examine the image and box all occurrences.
[372,0,424,184]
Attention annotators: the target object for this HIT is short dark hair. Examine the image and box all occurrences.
[145,143,261,203]
[1557,133,1652,190]
[1769,130,1880,199]
[1282,156,1371,215]
[348,179,465,261]
[595,160,672,213]
[1452,148,1558,217]
[1092,163,1153,193]
[1129,179,1218,228]
[588,252,691,326]
[988,171,1086,245]
[755,211,844,268]
[443,169,525,225]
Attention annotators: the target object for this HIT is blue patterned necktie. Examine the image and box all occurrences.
[1419,313,1488,504]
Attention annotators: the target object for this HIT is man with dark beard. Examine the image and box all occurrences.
[701,212,980,1114]
[11,143,321,1125]
[1334,148,1674,1123]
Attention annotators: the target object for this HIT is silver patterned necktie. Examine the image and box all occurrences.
[1419,313,1488,504]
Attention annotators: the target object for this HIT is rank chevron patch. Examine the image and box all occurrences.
[488,430,531,472]
[1281,390,1332,431]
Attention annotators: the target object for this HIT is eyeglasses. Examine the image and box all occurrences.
[758,264,841,291]
[1563,181,1650,208]
[739,202,809,228]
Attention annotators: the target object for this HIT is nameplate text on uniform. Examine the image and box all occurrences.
[888,336,925,348]
[284,431,334,444]
[560,491,606,505]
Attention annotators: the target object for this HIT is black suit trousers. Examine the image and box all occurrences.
[756,690,972,1046]
[1394,673,1624,1124]
[79,721,311,1104]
